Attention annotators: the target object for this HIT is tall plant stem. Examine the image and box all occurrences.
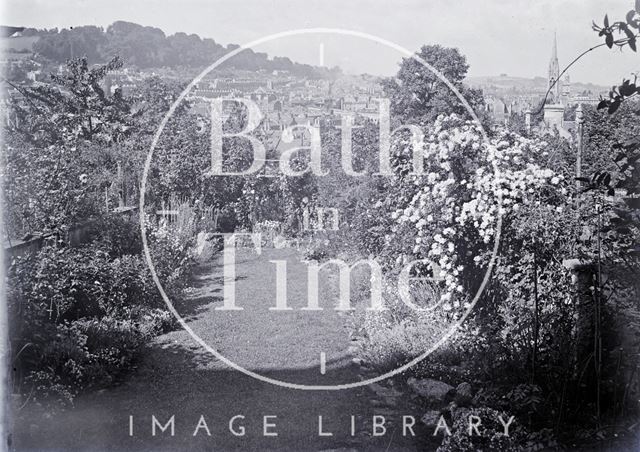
[594,195,603,428]
[532,237,540,384]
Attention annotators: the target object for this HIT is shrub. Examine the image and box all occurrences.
[19,315,156,408]
[88,213,143,258]
[437,407,526,452]
[8,214,194,406]
[302,239,332,261]
[147,223,196,297]
[355,280,453,370]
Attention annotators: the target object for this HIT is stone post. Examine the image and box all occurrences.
[575,104,584,189]
[563,258,595,376]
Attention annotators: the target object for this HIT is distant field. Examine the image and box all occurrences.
[0,36,39,52]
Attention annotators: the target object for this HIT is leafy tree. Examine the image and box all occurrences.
[382,44,484,124]
[3,57,137,237]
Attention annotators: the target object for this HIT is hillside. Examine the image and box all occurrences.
[1,21,339,78]
[466,74,609,96]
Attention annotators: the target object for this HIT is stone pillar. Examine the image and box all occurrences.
[563,258,595,376]
[575,104,584,189]
[525,110,532,135]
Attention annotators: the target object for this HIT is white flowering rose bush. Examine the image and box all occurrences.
[353,114,582,372]
[391,114,567,316]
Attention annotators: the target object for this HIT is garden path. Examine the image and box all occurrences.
[12,248,425,451]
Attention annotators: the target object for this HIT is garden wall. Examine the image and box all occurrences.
[3,206,139,262]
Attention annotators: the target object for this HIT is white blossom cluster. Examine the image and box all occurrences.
[392,115,565,314]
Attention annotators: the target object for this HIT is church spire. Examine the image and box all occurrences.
[548,31,561,103]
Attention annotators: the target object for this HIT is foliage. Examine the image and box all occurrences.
[392,115,567,314]
[30,21,340,77]
[579,103,640,259]
[87,214,143,258]
[7,216,193,406]
[356,280,450,370]
[33,26,107,63]
[592,1,640,112]
[436,407,526,452]
[345,111,637,444]
[12,56,134,145]
[2,56,137,239]
[382,44,485,124]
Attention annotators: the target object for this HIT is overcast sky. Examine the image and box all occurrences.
[2,0,639,85]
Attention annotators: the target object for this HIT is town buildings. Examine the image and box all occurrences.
[473,33,606,134]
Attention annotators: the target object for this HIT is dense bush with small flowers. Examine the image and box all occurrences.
[348,116,579,377]
[344,111,639,442]
[390,114,568,316]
